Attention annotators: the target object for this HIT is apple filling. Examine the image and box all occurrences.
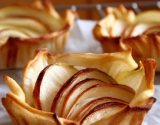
[2,49,156,125]
[94,4,160,38]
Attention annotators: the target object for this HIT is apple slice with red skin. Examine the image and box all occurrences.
[62,78,108,118]
[51,68,117,117]
[80,102,127,125]
[67,97,128,122]
[67,83,134,121]
[33,62,78,111]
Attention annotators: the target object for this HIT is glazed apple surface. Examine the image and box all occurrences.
[2,49,156,125]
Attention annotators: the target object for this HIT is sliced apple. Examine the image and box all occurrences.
[0,16,50,33]
[80,102,126,125]
[91,106,139,125]
[62,78,108,118]
[0,28,31,45]
[121,24,135,38]
[129,23,160,37]
[48,50,138,80]
[115,59,156,106]
[116,67,145,92]
[136,10,160,23]
[86,97,155,125]
[33,62,78,111]
[106,4,136,23]
[67,84,134,118]
[3,75,25,102]
[2,92,78,125]
[110,20,127,37]
[51,68,117,116]
[110,97,156,125]
[0,3,65,31]
[68,97,128,121]
[143,26,160,35]
[0,28,30,41]
[0,24,43,38]
[130,59,156,106]
[98,14,116,37]
[21,49,48,107]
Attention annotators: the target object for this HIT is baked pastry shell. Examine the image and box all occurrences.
[0,1,77,69]
[93,24,160,71]
[1,49,157,125]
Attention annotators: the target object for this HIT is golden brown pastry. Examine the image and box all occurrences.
[93,4,160,71]
[0,0,76,69]
[2,49,156,125]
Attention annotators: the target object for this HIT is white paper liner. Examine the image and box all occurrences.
[0,20,159,125]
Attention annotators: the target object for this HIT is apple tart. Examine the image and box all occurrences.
[0,0,76,69]
[93,4,160,71]
[2,49,156,125]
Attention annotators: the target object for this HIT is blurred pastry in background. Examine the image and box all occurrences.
[93,4,160,71]
[0,0,76,69]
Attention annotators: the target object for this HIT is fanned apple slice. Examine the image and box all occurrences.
[143,26,160,35]
[129,23,160,37]
[48,49,138,80]
[51,68,117,116]
[0,28,30,40]
[21,49,48,107]
[110,20,127,37]
[110,97,156,125]
[0,16,50,33]
[92,14,116,39]
[106,4,136,24]
[102,14,115,36]
[0,3,65,31]
[0,28,31,45]
[67,84,135,121]
[130,59,156,106]
[116,67,145,92]
[110,107,144,125]
[90,97,156,125]
[2,92,78,125]
[33,62,78,111]
[68,97,128,122]
[121,24,135,38]
[116,59,156,106]
[0,25,43,38]
[136,10,160,23]
[62,78,108,118]
[80,102,126,125]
